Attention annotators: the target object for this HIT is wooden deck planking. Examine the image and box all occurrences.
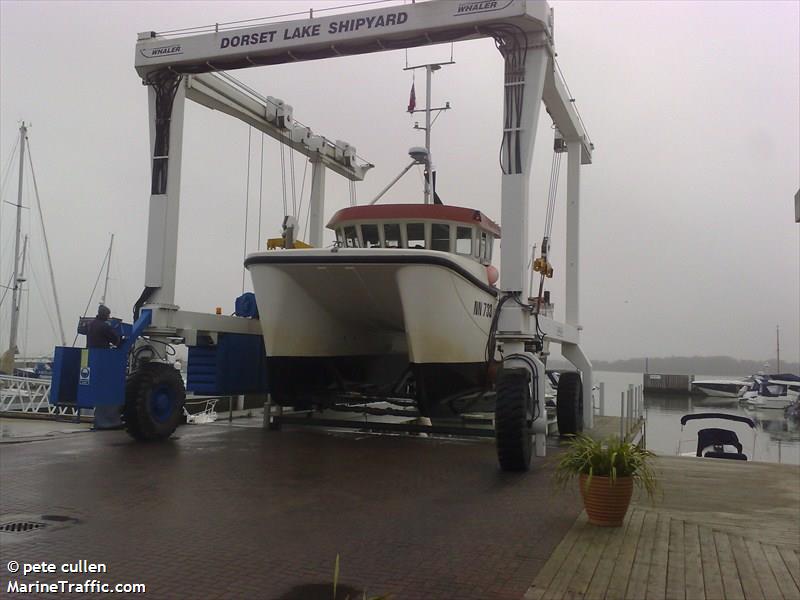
[582,510,635,600]
[698,525,725,600]
[564,520,614,598]
[665,517,686,600]
[523,514,587,600]
[729,534,765,600]
[523,457,800,600]
[745,539,785,600]
[541,522,598,600]
[714,530,745,600]
[646,512,671,600]
[683,522,705,600]
[625,510,658,600]
[779,546,800,592]
[762,543,800,600]
[602,509,647,600]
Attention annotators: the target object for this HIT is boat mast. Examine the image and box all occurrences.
[100,233,114,307]
[405,60,452,204]
[776,325,780,372]
[423,65,434,205]
[8,123,27,355]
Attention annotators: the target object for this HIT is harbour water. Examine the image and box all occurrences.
[594,370,800,465]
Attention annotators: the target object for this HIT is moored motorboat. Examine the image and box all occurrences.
[740,374,800,410]
[691,378,748,398]
[677,413,757,461]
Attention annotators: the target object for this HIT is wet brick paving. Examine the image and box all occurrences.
[0,422,582,599]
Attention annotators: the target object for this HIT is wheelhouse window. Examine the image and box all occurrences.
[479,232,487,262]
[335,228,344,245]
[456,226,473,255]
[407,223,426,249]
[383,223,401,248]
[361,224,380,248]
[344,226,359,248]
[485,235,494,262]
[431,223,450,252]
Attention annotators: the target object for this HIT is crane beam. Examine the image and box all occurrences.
[185,73,372,181]
[136,0,591,162]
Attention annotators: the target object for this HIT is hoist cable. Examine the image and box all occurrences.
[289,149,298,217]
[241,127,252,294]
[544,150,562,241]
[279,143,288,216]
[296,158,309,236]
[257,133,264,251]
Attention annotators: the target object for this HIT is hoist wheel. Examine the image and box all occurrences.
[495,369,534,472]
[123,363,185,442]
[556,371,583,436]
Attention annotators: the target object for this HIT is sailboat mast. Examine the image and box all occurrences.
[776,325,780,372]
[8,123,27,354]
[100,233,114,306]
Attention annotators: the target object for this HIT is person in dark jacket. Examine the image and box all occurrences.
[87,305,120,348]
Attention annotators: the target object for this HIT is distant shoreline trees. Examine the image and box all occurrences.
[551,356,799,376]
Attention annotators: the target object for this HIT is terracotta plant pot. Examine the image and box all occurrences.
[579,474,634,527]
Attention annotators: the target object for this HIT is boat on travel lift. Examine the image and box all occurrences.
[246,200,501,417]
[245,60,513,419]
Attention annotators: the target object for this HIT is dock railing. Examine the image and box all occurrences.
[0,374,82,419]
[620,384,645,444]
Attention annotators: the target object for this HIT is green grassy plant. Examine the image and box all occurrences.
[554,435,658,501]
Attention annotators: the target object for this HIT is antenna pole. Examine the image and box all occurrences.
[424,65,433,204]
[100,233,114,307]
[776,324,780,372]
[8,123,27,355]
[404,60,452,205]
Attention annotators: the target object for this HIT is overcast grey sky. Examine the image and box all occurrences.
[0,0,798,365]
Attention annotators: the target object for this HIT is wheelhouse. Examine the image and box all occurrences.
[327,204,501,265]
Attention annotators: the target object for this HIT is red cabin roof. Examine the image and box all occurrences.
[327,204,501,237]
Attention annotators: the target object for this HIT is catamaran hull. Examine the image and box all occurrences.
[245,249,497,416]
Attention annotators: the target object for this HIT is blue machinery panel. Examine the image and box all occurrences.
[51,308,268,408]
[50,310,152,408]
[187,333,268,395]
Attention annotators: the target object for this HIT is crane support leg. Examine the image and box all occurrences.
[563,138,593,428]
[565,140,581,326]
[498,39,548,338]
[144,73,186,308]
[562,343,593,430]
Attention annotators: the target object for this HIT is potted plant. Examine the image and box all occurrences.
[554,435,657,527]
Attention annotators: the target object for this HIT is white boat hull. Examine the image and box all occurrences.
[744,394,797,410]
[245,248,497,415]
[691,381,747,398]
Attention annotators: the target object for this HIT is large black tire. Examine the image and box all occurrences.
[556,371,583,435]
[495,370,534,472]
[123,363,185,441]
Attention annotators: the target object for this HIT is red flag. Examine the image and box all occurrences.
[407,82,416,113]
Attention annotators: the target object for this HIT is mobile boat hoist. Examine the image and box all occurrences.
[51,0,594,471]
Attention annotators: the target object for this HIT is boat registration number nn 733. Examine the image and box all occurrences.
[473,301,494,318]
